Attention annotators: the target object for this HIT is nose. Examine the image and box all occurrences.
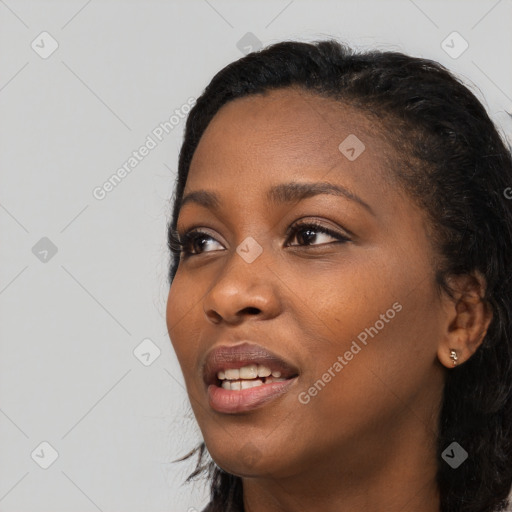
[202,249,281,325]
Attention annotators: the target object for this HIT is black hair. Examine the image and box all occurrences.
[166,39,512,512]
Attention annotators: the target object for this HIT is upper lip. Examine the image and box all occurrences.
[202,342,300,387]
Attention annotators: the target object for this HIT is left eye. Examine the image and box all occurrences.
[286,222,349,247]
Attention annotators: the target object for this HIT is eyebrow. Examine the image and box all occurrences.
[179,181,375,216]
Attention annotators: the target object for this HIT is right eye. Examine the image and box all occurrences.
[169,228,225,257]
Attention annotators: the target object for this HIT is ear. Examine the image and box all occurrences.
[437,270,493,369]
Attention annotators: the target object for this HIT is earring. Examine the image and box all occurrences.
[449,349,458,367]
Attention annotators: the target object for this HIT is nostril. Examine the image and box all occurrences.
[243,307,260,315]
[204,308,223,324]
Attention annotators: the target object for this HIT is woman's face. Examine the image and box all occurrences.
[166,88,448,480]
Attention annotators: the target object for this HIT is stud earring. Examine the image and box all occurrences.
[449,349,458,367]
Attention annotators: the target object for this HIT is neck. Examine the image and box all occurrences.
[242,409,441,512]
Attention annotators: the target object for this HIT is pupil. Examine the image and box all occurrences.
[194,236,208,252]
[301,229,315,245]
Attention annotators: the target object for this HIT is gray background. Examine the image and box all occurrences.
[1,0,511,510]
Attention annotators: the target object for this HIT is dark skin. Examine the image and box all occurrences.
[166,87,493,512]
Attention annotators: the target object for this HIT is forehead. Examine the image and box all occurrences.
[185,87,397,203]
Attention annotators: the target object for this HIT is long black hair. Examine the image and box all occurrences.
[166,39,512,512]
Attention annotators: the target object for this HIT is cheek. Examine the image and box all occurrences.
[166,278,184,339]
[292,250,440,410]
[166,274,204,378]
[284,253,395,346]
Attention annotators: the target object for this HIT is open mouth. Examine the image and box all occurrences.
[207,365,300,414]
[214,363,297,390]
[202,342,300,413]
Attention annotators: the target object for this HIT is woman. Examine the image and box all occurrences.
[165,39,512,512]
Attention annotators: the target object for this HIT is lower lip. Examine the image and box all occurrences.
[207,377,298,414]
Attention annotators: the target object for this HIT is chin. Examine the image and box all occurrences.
[212,456,275,479]
[206,437,295,479]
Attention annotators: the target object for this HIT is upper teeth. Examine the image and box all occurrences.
[217,364,282,380]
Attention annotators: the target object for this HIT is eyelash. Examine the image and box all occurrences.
[168,220,350,258]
